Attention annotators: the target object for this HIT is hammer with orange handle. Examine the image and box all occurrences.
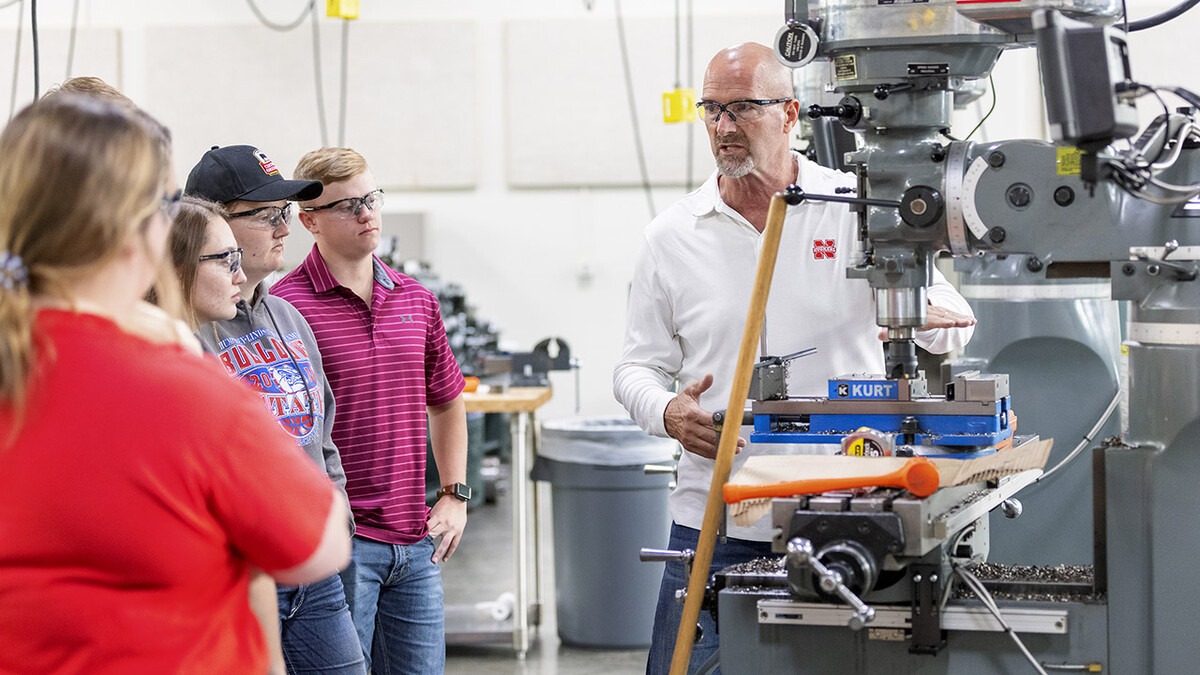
[722,456,941,503]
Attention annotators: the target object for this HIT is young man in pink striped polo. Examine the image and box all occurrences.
[272,148,468,674]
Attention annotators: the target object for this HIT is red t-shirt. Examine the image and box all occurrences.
[0,310,335,674]
[272,249,465,545]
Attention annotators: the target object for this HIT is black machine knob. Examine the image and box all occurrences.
[899,186,944,229]
[1006,183,1033,209]
[807,97,863,126]
[808,104,844,119]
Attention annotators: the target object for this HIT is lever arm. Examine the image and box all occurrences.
[788,538,876,630]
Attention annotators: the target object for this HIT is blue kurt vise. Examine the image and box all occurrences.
[748,367,1013,452]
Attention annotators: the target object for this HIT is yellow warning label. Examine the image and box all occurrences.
[327,0,359,19]
[1056,147,1082,176]
[834,55,858,81]
[1121,344,1129,356]
[662,88,697,124]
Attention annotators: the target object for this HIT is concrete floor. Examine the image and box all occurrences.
[441,481,652,675]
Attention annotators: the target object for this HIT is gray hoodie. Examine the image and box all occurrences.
[197,282,353,532]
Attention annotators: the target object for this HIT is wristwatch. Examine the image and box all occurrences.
[436,482,472,502]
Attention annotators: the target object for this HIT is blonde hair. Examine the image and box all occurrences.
[41,76,173,147]
[0,94,170,408]
[168,198,230,329]
[43,76,132,104]
[293,147,370,195]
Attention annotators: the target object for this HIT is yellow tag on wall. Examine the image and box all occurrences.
[327,0,360,19]
[662,88,696,124]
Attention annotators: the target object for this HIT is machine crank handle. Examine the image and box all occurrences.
[783,186,902,209]
[641,548,696,600]
[783,184,944,230]
[712,409,754,429]
[643,464,677,475]
[757,347,819,367]
[643,464,677,491]
[787,538,876,630]
[639,548,695,563]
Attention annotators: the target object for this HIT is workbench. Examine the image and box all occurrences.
[447,386,553,658]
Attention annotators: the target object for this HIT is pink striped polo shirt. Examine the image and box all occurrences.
[271,246,465,545]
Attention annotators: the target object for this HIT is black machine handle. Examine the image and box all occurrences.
[712,409,754,429]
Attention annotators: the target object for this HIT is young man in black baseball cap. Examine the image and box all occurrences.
[186,145,323,300]
[184,145,364,674]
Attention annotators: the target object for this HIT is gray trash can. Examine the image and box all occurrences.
[532,416,676,649]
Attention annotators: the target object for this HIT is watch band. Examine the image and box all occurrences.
[437,482,471,502]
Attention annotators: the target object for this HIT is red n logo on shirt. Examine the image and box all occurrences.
[813,239,837,260]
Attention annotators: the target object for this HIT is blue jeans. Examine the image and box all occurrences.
[276,574,365,674]
[339,535,445,674]
[645,523,774,675]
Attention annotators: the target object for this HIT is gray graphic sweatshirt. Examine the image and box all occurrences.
[197,282,353,533]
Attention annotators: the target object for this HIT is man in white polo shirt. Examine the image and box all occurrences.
[613,42,976,673]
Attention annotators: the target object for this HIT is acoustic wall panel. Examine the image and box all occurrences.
[504,14,777,188]
[0,26,121,119]
[141,20,477,190]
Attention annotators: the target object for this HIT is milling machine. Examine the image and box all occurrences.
[691,2,1200,672]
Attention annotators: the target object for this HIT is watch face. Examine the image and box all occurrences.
[444,483,471,501]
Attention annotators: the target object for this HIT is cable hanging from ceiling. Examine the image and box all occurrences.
[245,0,313,32]
[615,0,657,220]
[64,0,80,79]
[243,0,353,148]
[5,0,23,122]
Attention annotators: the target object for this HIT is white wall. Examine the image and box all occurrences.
[2,1,1197,422]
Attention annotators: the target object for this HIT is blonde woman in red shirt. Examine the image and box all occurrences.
[0,94,350,674]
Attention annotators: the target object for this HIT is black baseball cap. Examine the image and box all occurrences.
[185,145,323,204]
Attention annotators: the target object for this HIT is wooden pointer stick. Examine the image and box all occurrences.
[668,191,791,675]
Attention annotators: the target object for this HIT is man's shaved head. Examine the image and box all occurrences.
[703,43,793,101]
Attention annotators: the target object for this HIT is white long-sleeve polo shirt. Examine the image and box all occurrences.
[613,154,975,541]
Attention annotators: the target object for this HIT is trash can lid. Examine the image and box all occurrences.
[539,416,677,466]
